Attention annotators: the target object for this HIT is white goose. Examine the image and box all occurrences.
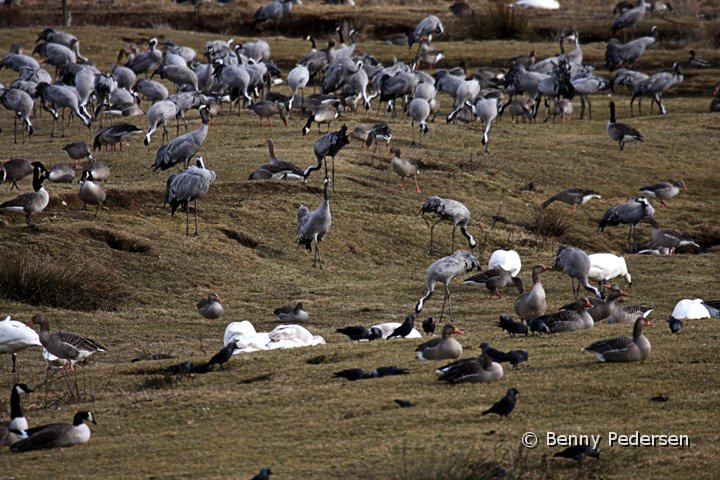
[224,321,270,353]
[0,316,41,372]
[267,325,325,349]
[671,299,712,320]
[487,249,522,277]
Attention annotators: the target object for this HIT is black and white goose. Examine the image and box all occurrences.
[10,411,96,452]
[0,384,34,446]
[0,162,49,226]
[607,101,642,150]
[78,170,107,216]
[688,50,711,68]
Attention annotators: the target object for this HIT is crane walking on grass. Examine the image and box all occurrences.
[416,250,480,322]
[167,157,216,235]
[298,177,332,269]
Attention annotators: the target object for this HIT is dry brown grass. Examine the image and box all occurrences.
[0,20,719,480]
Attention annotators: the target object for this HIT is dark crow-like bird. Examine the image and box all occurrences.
[667,316,683,334]
[387,315,415,339]
[482,388,518,418]
[480,343,529,367]
[205,342,237,371]
[528,317,550,334]
[394,399,416,408]
[251,467,272,480]
[496,314,528,336]
[505,350,529,367]
[333,366,409,381]
[553,444,600,462]
[336,326,382,341]
[333,368,368,381]
[422,316,436,335]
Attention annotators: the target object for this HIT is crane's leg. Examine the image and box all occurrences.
[438,288,448,323]
[451,225,457,252]
[12,353,17,373]
[194,199,199,235]
[332,156,336,193]
[428,219,442,255]
[162,124,168,144]
[185,203,191,236]
[13,115,18,144]
[445,284,454,322]
[587,95,592,121]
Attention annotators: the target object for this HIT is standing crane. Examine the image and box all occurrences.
[297,177,332,269]
[415,250,480,322]
[167,157,216,235]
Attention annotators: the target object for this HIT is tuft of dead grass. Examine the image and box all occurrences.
[523,207,570,239]
[0,251,131,311]
[461,2,529,41]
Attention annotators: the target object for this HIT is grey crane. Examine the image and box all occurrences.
[599,197,655,252]
[152,64,199,92]
[606,26,657,71]
[34,82,91,137]
[304,124,350,190]
[376,71,418,117]
[611,0,647,37]
[1,51,40,72]
[321,57,357,94]
[610,68,649,95]
[408,15,445,49]
[152,105,210,172]
[408,97,430,147]
[144,100,179,145]
[346,62,372,110]
[419,196,476,254]
[0,88,34,143]
[92,124,143,151]
[571,74,610,120]
[630,62,683,116]
[238,39,271,63]
[111,64,137,90]
[253,0,297,35]
[213,59,252,112]
[415,250,480,322]
[126,38,163,75]
[287,64,310,111]
[465,95,499,153]
[32,42,76,70]
[297,177,332,269]
[167,92,207,134]
[78,170,107,217]
[607,101,643,150]
[167,157,216,235]
[554,246,603,299]
[133,79,169,105]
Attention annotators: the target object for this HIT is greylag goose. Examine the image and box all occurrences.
[92,124,142,152]
[639,180,686,207]
[554,246,602,299]
[583,317,653,362]
[87,158,110,182]
[0,162,50,226]
[436,353,503,384]
[78,170,106,216]
[415,37,445,69]
[250,101,287,127]
[416,324,463,360]
[514,265,552,320]
[463,268,524,299]
[388,147,421,193]
[27,314,107,367]
[418,196,476,254]
[0,316,41,372]
[606,300,652,324]
[535,298,594,333]
[607,101,642,150]
[643,216,699,253]
[47,164,75,183]
[10,411,96,452]
[482,388,518,417]
[197,293,224,319]
[0,384,34,446]
[1,158,33,190]
[273,302,308,322]
[542,188,601,213]
[573,283,625,322]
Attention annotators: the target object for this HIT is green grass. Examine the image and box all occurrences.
[0,24,719,479]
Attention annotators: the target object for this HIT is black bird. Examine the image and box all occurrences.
[394,399,416,408]
[528,317,550,334]
[422,316,436,336]
[482,388,518,418]
[480,342,507,361]
[336,326,382,341]
[496,314,528,337]
[553,444,600,462]
[480,343,529,368]
[251,467,272,480]
[205,342,237,371]
[387,315,415,339]
[667,316,683,334]
[333,366,409,381]
[504,350,529,367]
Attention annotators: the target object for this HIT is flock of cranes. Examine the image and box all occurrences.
[0,2,717,468]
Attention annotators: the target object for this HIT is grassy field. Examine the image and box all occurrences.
[0,19,719,480]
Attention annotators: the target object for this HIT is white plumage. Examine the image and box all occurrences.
[0,316,41,371]
[671,299,711,320]
[488,249,522,277]
[588,253,631,286]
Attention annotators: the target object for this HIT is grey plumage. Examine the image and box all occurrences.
[35,82,92,137]
[1,52,40,72]
[126,38,162,75]
[630,62,683,116]
[10,411,96,452]
[62,141,94,161]
[153,64,199,92]
[554,246,602,299]
[599,197,655,251]
[287,64,309,111]
[607,101,642,150]
[167,157,216,235]
[419,196,476,254]
[304,124,350,189]
[93,124,142,151]
[145,100,179,145]
[408,97,430,147]
[542,188,601,212]
[253,0,296,34]
[611,0,647,36]
[32,42,76,69]
[1,158,33,190]
[152,106,210,171]
[134,79,170,104]
[78,170,107,216]
[111,63,137,90]
[297,177,332,269]
[0,162,50,226]
[0,88,34,143]
[408,15,445,48]
[605,27,657,71]
[415,250,480,322]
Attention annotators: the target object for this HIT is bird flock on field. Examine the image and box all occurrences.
[0,3,718,472]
